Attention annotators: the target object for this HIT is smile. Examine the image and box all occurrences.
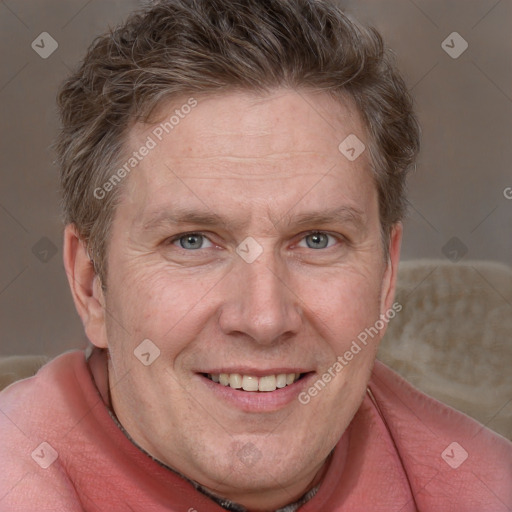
[198,370,315,412]
[205,373,302,392]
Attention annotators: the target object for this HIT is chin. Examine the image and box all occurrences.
[204,443,302,490]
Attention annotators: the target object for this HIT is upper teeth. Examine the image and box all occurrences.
[208,373,300,392]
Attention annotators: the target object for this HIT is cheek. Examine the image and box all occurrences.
[298,267,383,349]
[295,273,383,441]
[105,264,222,358]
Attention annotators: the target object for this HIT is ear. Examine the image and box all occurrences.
[63,224,108,348]
[379,222,402,315]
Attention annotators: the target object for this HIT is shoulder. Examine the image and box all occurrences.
[0,350,94,436]
[0,351,92,511]
[369,360,512,511]
[0,349,92,424]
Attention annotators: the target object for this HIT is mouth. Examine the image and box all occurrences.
[197,368,315,412]
[203,372,306,392]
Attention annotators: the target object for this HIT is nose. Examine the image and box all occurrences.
[218,254,302,346]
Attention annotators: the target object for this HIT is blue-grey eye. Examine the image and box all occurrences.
[177,233,208,250]
[300,232,335,249]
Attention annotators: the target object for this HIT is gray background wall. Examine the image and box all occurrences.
[1,0,511,356]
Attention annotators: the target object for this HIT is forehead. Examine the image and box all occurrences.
[119,89,375,221]
[132,89,365,157]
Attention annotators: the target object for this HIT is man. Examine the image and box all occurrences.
[1,0,511,510]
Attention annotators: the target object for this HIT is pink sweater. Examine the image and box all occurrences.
[0,349,510,511]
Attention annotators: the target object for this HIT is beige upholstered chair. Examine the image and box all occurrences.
[378,259,512,440]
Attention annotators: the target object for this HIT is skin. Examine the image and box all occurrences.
[64,89,402,511]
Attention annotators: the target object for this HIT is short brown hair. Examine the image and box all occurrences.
[56,0,419,283]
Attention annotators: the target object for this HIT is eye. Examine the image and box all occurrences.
[172,233,213,250]
[298,232,338,250]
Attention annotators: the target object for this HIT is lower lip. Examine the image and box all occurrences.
[198,373,316,413]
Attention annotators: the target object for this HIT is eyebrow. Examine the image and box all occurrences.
[141,208,229,232]
[140,205,367,232]
[281,206,367,230]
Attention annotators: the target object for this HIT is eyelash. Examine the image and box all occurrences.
[166,231,345,251]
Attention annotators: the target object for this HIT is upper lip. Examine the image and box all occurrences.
[198,368,311,377]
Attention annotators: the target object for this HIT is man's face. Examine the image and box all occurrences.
[96,89,400,505]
